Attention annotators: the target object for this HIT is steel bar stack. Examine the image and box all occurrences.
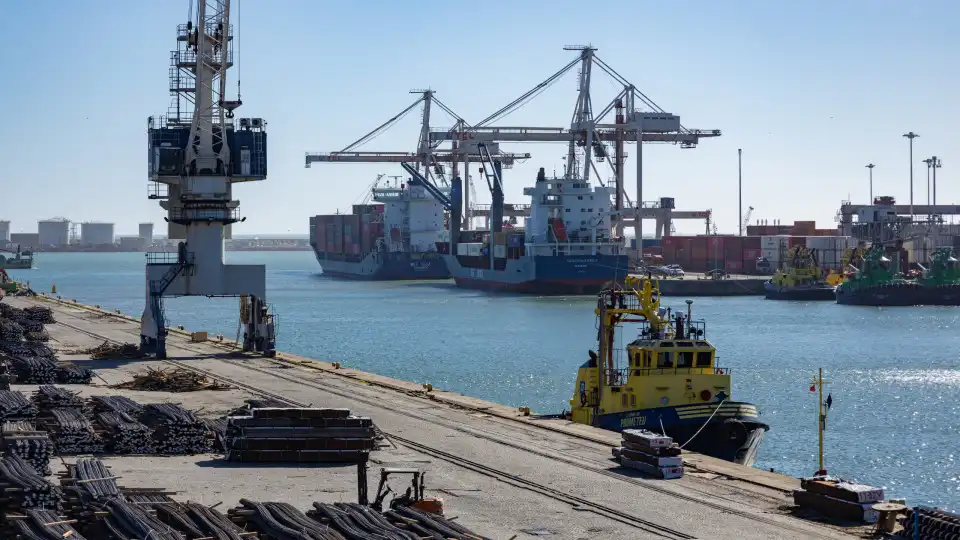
[226,397,287,417]
[224,407,375,463]
[6,508,88,540]
[55,364,95,384]
[95,411,154,454]
[229,499,346,540]
[204,417,228,452]
[22,306,55,324]
[47,408,105,454]
[0,361,11,390]
[612,429,684,479]
[99,498,184,540]
[0,453,62,511]
[0,318,24,341]
[386,505,490,540]
[1,421,53,475]
[140,403,211,455]
[9,357,58,384]
[153,501,248,540]
[89,395,144,417]
[66,457,121,500]
[898,507,960,539]
[32,385,86,412]
[0,390,37,420]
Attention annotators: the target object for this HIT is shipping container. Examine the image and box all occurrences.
[706,236,725,262]
[744,236,761,250]
[507,234,524,248]
[724,236,744,265]
[691,236,708,261]
[315,223,327,252]
[789,236,806,247]
[641,238,662,249]
[494,244,506,258]
[743,257,758,274]
[726,260,743,272]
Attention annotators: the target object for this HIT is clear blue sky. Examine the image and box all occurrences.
[1,0,955,236]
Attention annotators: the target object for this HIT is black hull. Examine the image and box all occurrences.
[764,286,836,301]
[922,284,960,306]
[663,420,767,465]
[836,283,926,306]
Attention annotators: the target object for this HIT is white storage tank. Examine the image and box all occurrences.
[80,222,115,246]
[138,223,154,244]
[38,218,70,247]
[0,220,9,243]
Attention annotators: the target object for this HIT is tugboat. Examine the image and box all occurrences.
[918,247,960,306]
[567,275,769,465]
[835,244,924,306]
[0,247,33,270]
[764,246,836,301]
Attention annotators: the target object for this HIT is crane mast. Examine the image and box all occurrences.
[143,0,275,359]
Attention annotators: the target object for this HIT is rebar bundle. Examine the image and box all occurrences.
[23,329,50,342]
[9,357,58,384]
[56,363,94,384]
[308,503,420,540]
[0,390,39,419]
[0,319,24,341]
[204,417,228,452]
[141,403,211,455]
[1,420,53,475]
[8,508,87,540]
[89,395,143,416]
[111,367,232,392]
[154,501,247,540]
[23,306,55,324]
[69,457,120,500]
[0,340,55,361]
[33,385,86,411]
[83,340,145,360]
[48,408,104,454]
[898,506,960,539]
[101,498,184,540]
[230,499,347,540]
[95,411,154,454]
[0,453,62,509]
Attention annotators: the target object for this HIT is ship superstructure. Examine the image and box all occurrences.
[305,91,528,280]
[141,0,275,358]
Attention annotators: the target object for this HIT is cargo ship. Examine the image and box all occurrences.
[440,167,628,295]
[567,276,768,465]
[309,175,452,280]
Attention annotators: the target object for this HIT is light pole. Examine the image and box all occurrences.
[903,132,919,218]
[932,156,941,207]
[738,148,743,236]
[865,163,875,202]
[922,158,933,208]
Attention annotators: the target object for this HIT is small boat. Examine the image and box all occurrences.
[917,247,960,306]
[0,247,33,270]
[764,246,836,301]
[567,275,769,465]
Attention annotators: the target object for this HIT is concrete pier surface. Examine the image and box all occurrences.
[650,274,768,296]
[7,294,870,540]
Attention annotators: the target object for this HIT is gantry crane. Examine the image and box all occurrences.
[428,46,720,241]
[305,90,529,228]
[742,206,755,235]
[143,0,275,359]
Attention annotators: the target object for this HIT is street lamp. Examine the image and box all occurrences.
[932,157,942,207]
[903,132,919,218]
[922,158,933,208]
[865,163,875,203]
[738,148,743,236]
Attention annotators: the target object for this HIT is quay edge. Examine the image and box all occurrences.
[655,274,767,296]
[35,292,795,493]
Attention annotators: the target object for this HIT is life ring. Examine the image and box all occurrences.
[700,390,713,401]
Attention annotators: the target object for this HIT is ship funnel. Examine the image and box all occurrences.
[537,167,546,182]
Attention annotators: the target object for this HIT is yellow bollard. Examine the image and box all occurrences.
[51,283,57,294]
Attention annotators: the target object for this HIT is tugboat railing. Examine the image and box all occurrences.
[604,365,732,385]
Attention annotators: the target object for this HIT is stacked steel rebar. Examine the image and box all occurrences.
[95,411,154,454]
[48,408,104,454]
[0,453,62,510]
[1,420,53,475]
[32,385,86,412]
[308,502,421,540]
[898,506,960,539]
[224,407,375,463]
[0,390,39,419]
[89,395,143,416]
[203,417,228,452]
[9,357,58,383]
[22,306,55,324]
[230,499,347,540]
[0,318,24,341]
[55,364,94,384]
[67,457,120,500]
[153,501,247,540]
[100,498,184,540]
[140,403,211,455]
[7,508,87,540]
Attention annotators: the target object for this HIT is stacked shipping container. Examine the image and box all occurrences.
[658,234,858,274]
[312,206,386,257]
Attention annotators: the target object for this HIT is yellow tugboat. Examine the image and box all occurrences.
[763,247,837,301]
[568,275,768,465]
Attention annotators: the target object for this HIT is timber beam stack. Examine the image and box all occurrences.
[613,429,684,479]
[224,407,375,463]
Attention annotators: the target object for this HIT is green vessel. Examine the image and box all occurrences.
[835,245,924,306]
[918,247,960,306]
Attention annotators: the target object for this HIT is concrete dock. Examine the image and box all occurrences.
[652,274,767,296]
[6,294,871,540]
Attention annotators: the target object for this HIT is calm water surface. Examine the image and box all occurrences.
[9,251,960,509]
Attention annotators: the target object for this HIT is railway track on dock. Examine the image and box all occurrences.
[47,310,850,540]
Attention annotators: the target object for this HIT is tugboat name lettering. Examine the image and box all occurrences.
[620,414,647,428]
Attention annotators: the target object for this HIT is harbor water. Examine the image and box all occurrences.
[9,251,959,510]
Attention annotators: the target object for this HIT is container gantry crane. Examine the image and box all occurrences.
[143,0,275,359]
[428,45,720,242]
[304,90,530,228]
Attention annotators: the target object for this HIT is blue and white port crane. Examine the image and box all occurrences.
[142,0,275,359]
[428,46,721,241]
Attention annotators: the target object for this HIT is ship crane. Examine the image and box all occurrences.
[142,0,275,359]
[305,90,530,228]
[428,46,721,242]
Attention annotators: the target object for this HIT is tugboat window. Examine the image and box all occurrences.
[696,351,712,367]
[677,350,694,368]
[658,351,674,368]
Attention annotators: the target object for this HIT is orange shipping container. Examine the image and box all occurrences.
[726,260,743,272]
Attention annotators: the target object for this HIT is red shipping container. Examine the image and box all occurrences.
[326,242,335,252]
[691,237,708,260]
[742,258,758,274]
[789,236,806,247]
[726,260,743,272]
[743,249,760,261]
[744,236,761,249]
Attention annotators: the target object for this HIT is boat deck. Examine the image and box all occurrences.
[4,294,876,540]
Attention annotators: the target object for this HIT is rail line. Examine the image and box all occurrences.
[46,308,847,540]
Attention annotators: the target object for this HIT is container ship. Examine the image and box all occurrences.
[309,176,452,280]
[440,167,629,295]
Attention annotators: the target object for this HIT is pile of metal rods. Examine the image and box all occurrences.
[140,403,211,455]
[204,417,228,452]
[8,357,58,384]
[898,506,960,539]
[230,499,347,540]
[8,508,87,540]
[0,318,24,341]
[89,395,143,416]
[95,411,154,454]
[0,453,62,510]
[153,501,247,540]
[68,457,120,500]
[32,385,86,411]
[1,421,53,475]
[55,364,94,384]
[47,408,104,454]
[101,498,184,540]
[0,390,38,419]
[22,306,55,324]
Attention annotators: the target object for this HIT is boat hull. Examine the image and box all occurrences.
[444,253,629,295]
[835,283,926,306]
[314,250,450,281]
[592,401,768,466]
[921,284,960,306]
[763,282,836,301]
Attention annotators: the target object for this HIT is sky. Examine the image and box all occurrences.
[0,0,956,237]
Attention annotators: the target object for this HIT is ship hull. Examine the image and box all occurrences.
[763,282,836,301]
[444,253,629,295]
[313,250,450,281]
[593,401,768,466]
[0,260,32,270]
[921,284,960,306]
[835,283,926,306]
